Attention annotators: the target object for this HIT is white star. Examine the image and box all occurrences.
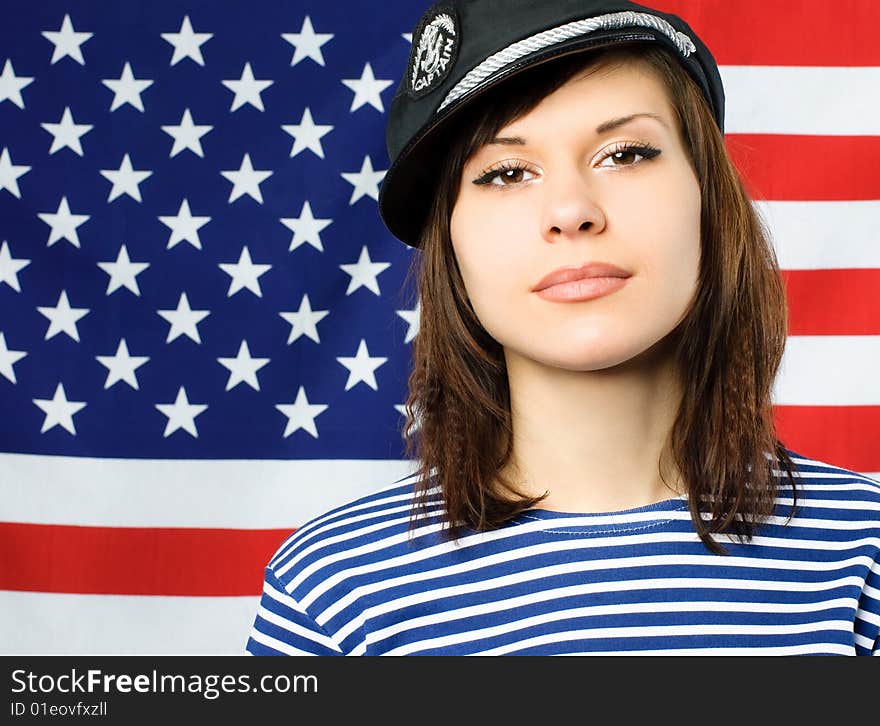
[281,16,333,67]
[217,340,270,392]
[278,293,329,345]
[100,153,153,203]
[0,331,27,384]
[0,59,35,109]
[339,245,392,296]
[96,244,150,295]
[33,382,87,435]
[37,196,90,248]
[275,386,329,438]
[340,155,386,204]
[0,147,31,199]
[158,199,211,250]
[95,338,149,390]
[341,62,394,112]
[160,109,212,158]
[161,16,212,66]
[394,402,423,434]
[337,339,388,391]
[42,14,93,66]
[403,33,413,43]
[157,292,210,344]
[101,62,154,112]
[218,246,272,298]
[279,200,333,253]
[281,107,333,159]
[396,299,421,344]
[155,386,207,438]
[40,106,93,156]
[0,241,31,292]
[37,290,90,342]
[221,62,273,112]
[220,153,273,204]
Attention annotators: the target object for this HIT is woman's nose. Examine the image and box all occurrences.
[539,167,606,241]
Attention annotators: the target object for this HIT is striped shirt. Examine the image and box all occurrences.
[245,449,880,655]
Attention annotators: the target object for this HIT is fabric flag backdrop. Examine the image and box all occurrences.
[1,0,878,654]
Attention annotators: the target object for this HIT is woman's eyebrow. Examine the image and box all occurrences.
[485,112,668,146]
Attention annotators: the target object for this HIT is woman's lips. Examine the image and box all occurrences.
[534,276,630,302]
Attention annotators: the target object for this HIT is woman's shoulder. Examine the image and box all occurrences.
[262,469,442,595]
[780,446,880,526]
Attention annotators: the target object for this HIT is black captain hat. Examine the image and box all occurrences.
[378,0,726,248]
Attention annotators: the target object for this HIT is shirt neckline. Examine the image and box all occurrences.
[511,493,689,535]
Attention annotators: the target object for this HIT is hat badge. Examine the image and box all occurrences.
[409,10,457,96]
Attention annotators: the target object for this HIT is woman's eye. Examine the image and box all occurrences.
[475,165,536,187]
[597,143,662,168]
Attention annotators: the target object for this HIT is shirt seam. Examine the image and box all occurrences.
[516,514,679,537]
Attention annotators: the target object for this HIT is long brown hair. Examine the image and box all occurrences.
[399,43,799,556]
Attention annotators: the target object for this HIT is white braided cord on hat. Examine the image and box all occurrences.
[437,10,697,112]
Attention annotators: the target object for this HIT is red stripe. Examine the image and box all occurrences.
[775,405,880,473]
[0,524,292,596]
[726,134,880,201]
[783,269,880,335]
[649,0,880,65]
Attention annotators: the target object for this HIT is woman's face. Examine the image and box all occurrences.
[449,60,702,372]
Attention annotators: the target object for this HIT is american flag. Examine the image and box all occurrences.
[1,0,878,654]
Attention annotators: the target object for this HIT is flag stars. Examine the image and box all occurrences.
[157,293,210,344]
[282,107,333,159]
[0,147,31,199]
[162,16,213,66]
[278,294,329,345]
[101,62,154,112]
[40,106,93,156]
[218,246,272,297]
[42,14,93,65]
[0,241,31,292]
[337,339,388,391]
[95,339,149,390]
[217,340,270,391]
[0,59,35,109]
[38,196,90,248]
[221,153,273,204]
[100,154,153,203]
[396,299,421,344]
[0,331,27,384]
[161,109,213,158]
[280,200,333,253]
[341,155,385,204]
[275,386,329,438]
[281,16,333,67]
[37,290,90,342]
[155,386,208,438]
[341,62,393,112]
[158,199,211,250]
[340,245,391,296]
[33,383,87,435]
[222,62,273,112]
[97,245,150,296]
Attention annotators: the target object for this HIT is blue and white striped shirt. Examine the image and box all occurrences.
[246,449,880,655]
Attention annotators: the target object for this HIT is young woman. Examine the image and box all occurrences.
[246,1,880,655]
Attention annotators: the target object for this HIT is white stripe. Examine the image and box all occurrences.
[246,628,317,656]
[478,620,854,656]
[722,65,880,135]
[0,452,416,528]
[377,597,857,656]
[755,200,880,271]
[773,336,880,405]
[555,643,854,656]
[0,591,258,655]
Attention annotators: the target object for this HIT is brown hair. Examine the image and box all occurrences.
[399,43,799,556]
